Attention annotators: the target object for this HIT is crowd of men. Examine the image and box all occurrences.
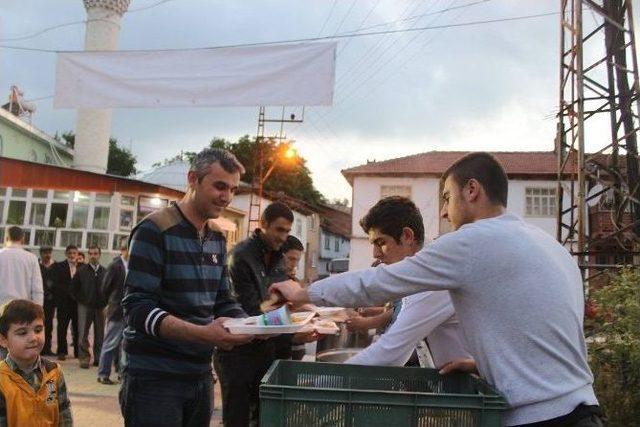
[0,225,129,384]
[0,147,605,426]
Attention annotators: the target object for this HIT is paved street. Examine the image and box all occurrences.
[56,357,223,426]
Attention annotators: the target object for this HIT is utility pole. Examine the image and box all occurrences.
[246,106,304,236]
[557,0,640,288]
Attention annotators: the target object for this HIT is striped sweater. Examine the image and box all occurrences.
[122,204,246,378]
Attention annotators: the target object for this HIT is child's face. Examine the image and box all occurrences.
[0,319,45,364]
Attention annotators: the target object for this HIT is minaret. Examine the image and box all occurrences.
[73,0,130,173]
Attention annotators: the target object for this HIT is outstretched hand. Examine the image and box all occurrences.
[268,280,311,308]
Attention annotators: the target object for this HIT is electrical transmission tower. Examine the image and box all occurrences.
[246,106,304,236]
[557,0,640,284]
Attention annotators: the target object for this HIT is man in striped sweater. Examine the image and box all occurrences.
[120,148,254,427]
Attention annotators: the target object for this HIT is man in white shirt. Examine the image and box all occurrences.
[0,226,44,306]
[271,152,603,426]
[345,196,469,368]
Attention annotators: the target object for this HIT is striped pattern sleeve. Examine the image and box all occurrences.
[122,220,169,337]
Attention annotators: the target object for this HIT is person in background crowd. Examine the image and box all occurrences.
[0,299,73,427]
[0,226,44,359]
[121,148,253,427]
[281,235,304,280]
[271,152,603,426]
[51,246,79,361]
[72,246,106,369]
[0,226,44,307]
[97,244,128,385]
[38,246,56,357]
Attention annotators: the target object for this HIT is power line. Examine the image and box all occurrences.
[0,11,561,54]
[0,0,179,43]
[316,0,339,37]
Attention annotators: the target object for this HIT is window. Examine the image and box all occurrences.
[7,201,26,225]
[0,228,4,244]
[121,195,135,206]
[73,191,91,203]
[324,235,330,250]
[87,232,108,250]
[22,229,31,246]
[334,238,340,252]
[53,191,71,200]
[70,205,89,228]
[380,185,412,200]
[29,203,47,226]
[0,187,6,196]
[34,230,56,247]
[525,188,556,217]
[295,219,302,236]
[92,207,110,230]
[32,190,48,199]
[11,189,27,198]
[60,231,82,247]
[119,209,134,230]
[112,234,129,251]
[0,201,4,222]
[138,196,168,218]
[49,203,68,227]
[95,193,112,203]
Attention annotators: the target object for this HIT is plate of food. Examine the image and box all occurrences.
[224,306,316,335]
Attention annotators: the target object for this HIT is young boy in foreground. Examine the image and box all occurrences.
[0,299,73,426]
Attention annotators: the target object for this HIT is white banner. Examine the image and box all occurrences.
[54,42,336,108]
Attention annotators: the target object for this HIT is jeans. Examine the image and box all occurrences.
[119,373,213,427]
[77,304,105,363]
[97,319,124,379]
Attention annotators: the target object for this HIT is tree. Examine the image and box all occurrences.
[209,135,326,206]
[55,131,138,177]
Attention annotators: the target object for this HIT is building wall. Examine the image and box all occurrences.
[0,110,73,166]
[318,229,350,276]
[348,175,574,271]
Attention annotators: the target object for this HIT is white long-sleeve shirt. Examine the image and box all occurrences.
[347,290,470,368]
[0,245,44,305]
[308,213,597,426]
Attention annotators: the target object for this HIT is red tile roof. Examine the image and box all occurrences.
[341,151,574,185]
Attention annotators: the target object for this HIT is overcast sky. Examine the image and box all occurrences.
[2,0,635,202]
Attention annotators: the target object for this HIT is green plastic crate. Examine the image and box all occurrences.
[260,360,508,427]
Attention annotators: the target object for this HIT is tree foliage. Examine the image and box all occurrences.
[208,135,326,206]
[55,131,138,177]
[586,268,640,425]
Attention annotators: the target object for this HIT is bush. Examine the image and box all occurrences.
[587,268,640,426]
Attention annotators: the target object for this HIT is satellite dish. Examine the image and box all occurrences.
[586,184,604,207]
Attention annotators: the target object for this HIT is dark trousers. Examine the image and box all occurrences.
[119,373,213,427]
[56,297,78,357]
[77,303,105,363]
[514,404,604,427]
[42,297,56,354]
[213,341,275,427]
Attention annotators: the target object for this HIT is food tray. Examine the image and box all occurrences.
[224,311,315,335]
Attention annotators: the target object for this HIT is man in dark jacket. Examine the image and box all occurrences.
[97,245,128,384]
[71,245,106,368]
[39,246,56,356]
[51,245,80,360]
[213,202,301,427]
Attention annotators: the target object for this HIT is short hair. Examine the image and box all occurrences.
[6,226,23,243]
[88,245,101,255]
[190,148,245,182]
[39,246,53,254]
[359,196,425,246]
[442,152,509,207]
[65,245,78,253]
[261,202,294,225]
[0,300,44,336]
[282,235,304,253]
